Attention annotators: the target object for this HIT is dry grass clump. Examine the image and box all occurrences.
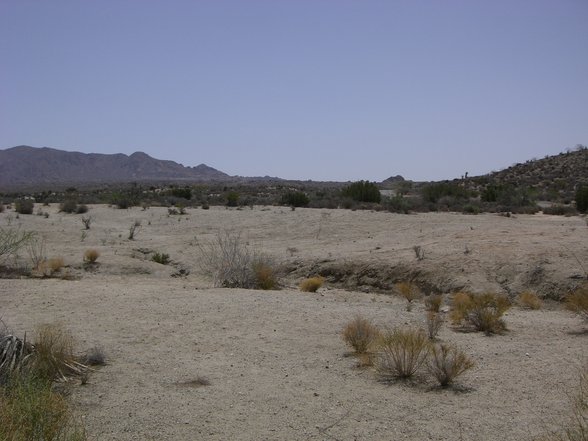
[450,292,511,334]
[374,328,430,380]
[83,249,100,264]
[253,262,278,290]
[35,257,65,277]
[342,316,381,354]
[395,282,421,311]
[425,294,443,313]
[566,284,588,321]
[426,311,444,340]
[299,276,324,292]
[518,291,543,310]
[428,343,475,387]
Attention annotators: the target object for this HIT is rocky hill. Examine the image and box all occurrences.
[0,146,230,190]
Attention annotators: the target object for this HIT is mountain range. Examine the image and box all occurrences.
[0,146,230,190]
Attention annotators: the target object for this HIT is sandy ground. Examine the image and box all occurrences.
[1,205,587,440]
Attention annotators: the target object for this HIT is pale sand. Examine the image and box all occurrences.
[1,205,587,440]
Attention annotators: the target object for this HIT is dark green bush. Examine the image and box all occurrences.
[341,181,381,203]
[14,199,34,215]
[152,252,170,265]
[170,187,192,200]
[576,186,588,213]
[421,182,470,203]
[226,191,240,207]
[281,191,309,207]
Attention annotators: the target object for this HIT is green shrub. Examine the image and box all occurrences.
[281,191,309,207]
[341,181,381,203]
[226,191,240,207]
[15,199,34,215]
[170,187,192,200]
[422,182,470,203]
[152,252,170,265]
[576,186,588,213]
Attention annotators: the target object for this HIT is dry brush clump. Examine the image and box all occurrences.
[518,291,543,310]
[83,249,100,264]
[374,328,430,380]
[566,284,588,322]
[426,311,444,340]
[450,292,511,335]
[395,282,422,311]
[428,343,475,388]
[425,294,443,313]
[197,231,280,290]
[299,276,324,292]
[342,316,381,355]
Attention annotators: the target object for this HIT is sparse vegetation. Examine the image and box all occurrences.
[83,249,100,264]
[576,186,588,213]
[395,282,421,311]
[374,328,430,380]
[81,216,92,230]
[566,284,588,321]
[518,291,543,310]
[341,181,381,203]
[299,276,324,293]
[426,311,444,340]
[342,316,381,354]
[425,294,443,312]
[253,262,278,290]
[14,199,34,215]
[428,343,475,388]
[281,191,310,207]
[128,221,141,240]
[0,228,34,262]
[151,252,170,265]
[451,292,511,334]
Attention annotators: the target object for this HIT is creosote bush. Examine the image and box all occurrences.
[342,316,381,354]
[428,343,475,387]
[83,249,100,264]
[299,276,324,292]
[14,199,34,215]
[518,291,543,310]
[375,328,430,380]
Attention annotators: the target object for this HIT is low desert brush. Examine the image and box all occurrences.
[426,311,444,340]
[375,328,430,380]
[425,294,443,313]
[518,291,543,310]
[395,282,421,311]
[342,316,381,354]
[253,262,278,290]
[451,292,511,334]
[299,276,324,293]
[428,343,475,388]
[151,252,170,265]
[566,284,588,321]
[83,249,100,264]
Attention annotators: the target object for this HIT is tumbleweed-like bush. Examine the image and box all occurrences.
[342,316,381,354]
[428,343,475,388]
[83,249,100,264]
[374,328,430,380]
[518,291,543,310]
[299,276,324,292]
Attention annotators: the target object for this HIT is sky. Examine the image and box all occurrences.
[1,1,587,182]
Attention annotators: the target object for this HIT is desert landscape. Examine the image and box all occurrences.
[1,204,586,440]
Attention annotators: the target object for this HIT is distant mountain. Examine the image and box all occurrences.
[0,146,231,190]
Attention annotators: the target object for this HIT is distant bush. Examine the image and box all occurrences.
[281,191,309,207]
[341,181,381,203]
[422,182,469,203]
[226,191,240,207]
[152,252,170,265]
[170,187,192,200]
[59,200,77,213]
[14,199,34,215]
[542,205,577,216]
[451,292,511,334]
[576,186,588,213]
[299,276,324,292]
[0,204,4,213]
[84,249,100,264]
[518,291,542,310]
[428,343,475,388]
[342,316,381,354]
[375,328,430,380]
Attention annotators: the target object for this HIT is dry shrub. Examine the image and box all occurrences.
[374,328,430,380]
[518,291,543,310]
[395,282,421,311]
[82,346,106,366]
[299,276,324,292]
[28,324,85,382]
[566,285,588,321]
[342,316,381,354]
[428,343,475,388]
[451,292,511,334]
[34,257,65,277]
[425,294,443,312]
[0,374,86,441]
[426,311,444,340]
[83,249,100,264]
[449,292,474,324]
[254,263,278,290]
[0,228,34,261]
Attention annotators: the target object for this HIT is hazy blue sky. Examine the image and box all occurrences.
[1,1,587,181]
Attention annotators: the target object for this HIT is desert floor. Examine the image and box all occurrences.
[1,205,587,440]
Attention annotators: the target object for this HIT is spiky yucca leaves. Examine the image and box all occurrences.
[375,328,430,380]
[428,343,475,387]
[342,316,381,354]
